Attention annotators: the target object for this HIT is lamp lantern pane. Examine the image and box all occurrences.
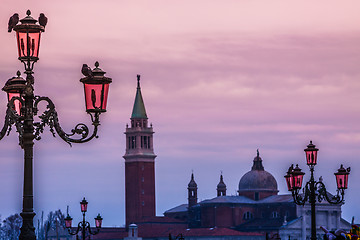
[292,165,305,190]
[64,215,73,228]
[80,62,112,113]
[2,71,26,115]
[335,165,350,189]
[80,197,88,212]
[13,10,44,61]
[95,214,103,228]
[304,141,319,166]
[284,165,294,191]
[16,31,41,59]
[8,92,21,115]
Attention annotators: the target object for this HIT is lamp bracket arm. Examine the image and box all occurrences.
[33,96,100,145]
[66,222,82,236]
[292,182,311,205]
[87,221,100,235]
[315,181,343,204]
[292,189,306,205]
[0,97,25,143]
[0,112,11,141]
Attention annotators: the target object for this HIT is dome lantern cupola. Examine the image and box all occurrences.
[252,149,264,171]
[238,150,278,200]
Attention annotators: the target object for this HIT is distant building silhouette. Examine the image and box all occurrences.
[165,151,351,239]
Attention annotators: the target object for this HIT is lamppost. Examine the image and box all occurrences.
[4,10,112,240]
[284,141,350,240]
[64,198,103,240]
[169,233,185,240]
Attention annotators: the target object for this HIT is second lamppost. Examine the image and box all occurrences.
[65,198,103,240]
[284,141,350,240]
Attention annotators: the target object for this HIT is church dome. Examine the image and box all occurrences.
[238,150,278,195]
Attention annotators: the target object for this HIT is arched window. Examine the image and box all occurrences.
[243,211,253,220]
[131,136,136,149]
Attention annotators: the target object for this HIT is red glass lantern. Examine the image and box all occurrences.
[284,165,294,191]
[13,10,44,61]
[64,214,73,228]
[292,165,305,190]
[80,197,88,213]
[95,214,103,228]
[334,165,350,189]
[80,62,112,113]
[304,141,319,166]
[2,71,26,115]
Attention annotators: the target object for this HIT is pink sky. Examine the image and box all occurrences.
[0,1,360,226]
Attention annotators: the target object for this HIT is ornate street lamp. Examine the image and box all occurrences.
[304,141,319,166]
[13,10,43,72]
[3,10,111,240]
[80,62,112,113]
[80,198,89,213]
[335,164,350,190]
[284,141,350,240]
[65,198,103,240]
[2,71,26,115]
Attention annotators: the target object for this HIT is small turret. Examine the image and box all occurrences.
[217,174,227,197]
[188,173,198,208]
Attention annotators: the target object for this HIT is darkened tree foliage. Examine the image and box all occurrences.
[38,209,66,240]
[0,214,22,240]
[0,209,66,240]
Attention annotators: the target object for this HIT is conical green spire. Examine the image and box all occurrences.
[131,75,148,119]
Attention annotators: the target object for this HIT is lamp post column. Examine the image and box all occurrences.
[82,212,86,240]
[19,75,36,240]
[309,167,316,240]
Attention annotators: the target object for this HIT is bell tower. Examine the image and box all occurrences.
[188,173,198,208]
[124,75,156,226]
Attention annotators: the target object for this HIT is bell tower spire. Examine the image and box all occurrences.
[217,173,227,197]
[124,75,156,226]
[131,74,147,120]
